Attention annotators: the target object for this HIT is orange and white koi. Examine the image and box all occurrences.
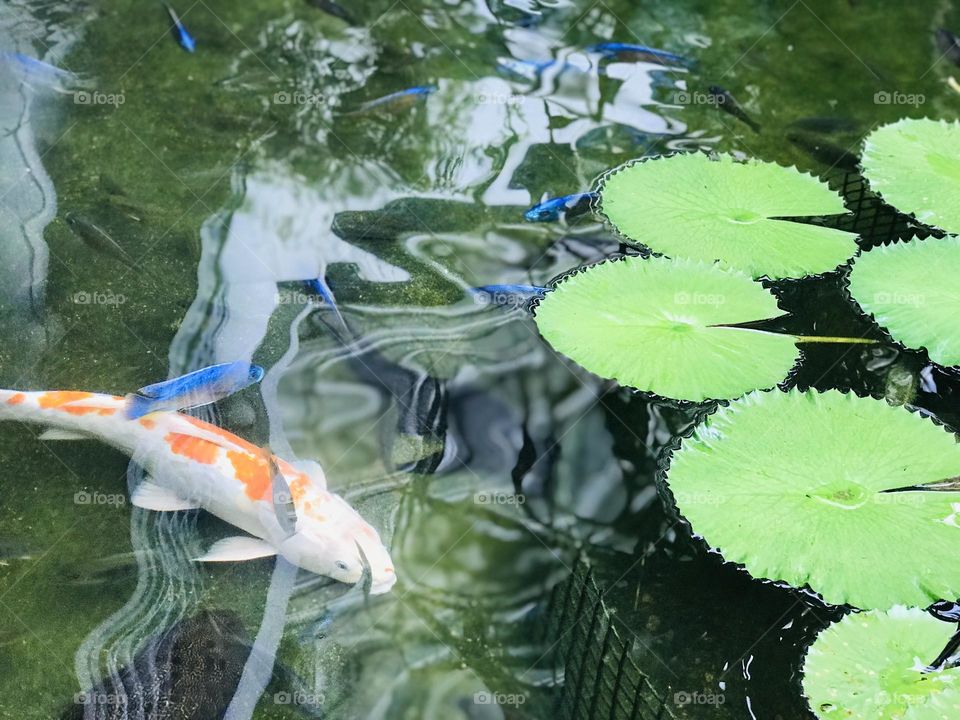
[0,389,397,594]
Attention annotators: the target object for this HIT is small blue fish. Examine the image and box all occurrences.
[349,85,436,114]
[0,51,81,90]
[124,362,263,419]
[164,4,196,53]
[588,42,690,67]
[304,276,347,329]
[496,56,599,81]
[524,192,597,222]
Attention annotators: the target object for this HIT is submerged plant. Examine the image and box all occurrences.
[803,607,960,719]
[598,153,857,279]
[533,255,801,402]
[664,389,960,609]
[848,235,960,367]
[861,118,960,234]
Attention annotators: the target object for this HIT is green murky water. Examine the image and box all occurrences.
[2,0,960,718]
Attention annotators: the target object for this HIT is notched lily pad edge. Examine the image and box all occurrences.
[654,387,960,611]
[594,150,859,282]
[530,255,809,407]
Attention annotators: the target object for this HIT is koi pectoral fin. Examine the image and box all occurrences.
[38,429,92,441]
[131,479,202,511]
[194,536,277,562]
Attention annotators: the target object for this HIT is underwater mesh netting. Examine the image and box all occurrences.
[542,556,675,720]
[540,170,920,720]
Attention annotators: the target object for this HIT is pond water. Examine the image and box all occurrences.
[1,1,959,718]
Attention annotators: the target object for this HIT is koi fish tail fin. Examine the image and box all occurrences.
[123,393,155,420]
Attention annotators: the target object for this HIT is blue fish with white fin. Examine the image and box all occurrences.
[1,51,83,92]
[524,192,597,222]
[164,3,196,53]
[588,42,690,67]
[348,85,436,114]
[124,361,263,419]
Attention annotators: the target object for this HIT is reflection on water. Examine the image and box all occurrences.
[4,0,960,718]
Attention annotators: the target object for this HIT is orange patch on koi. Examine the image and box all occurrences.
[6,393,25,405]
[183,415,261,455]
[165,432,220,465]
[139,417,157,429]
[37,391,94,408]
[227,450,271,500]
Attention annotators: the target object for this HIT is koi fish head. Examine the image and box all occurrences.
[276,494,396,594]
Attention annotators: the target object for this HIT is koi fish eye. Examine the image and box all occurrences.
[335,560,350,571]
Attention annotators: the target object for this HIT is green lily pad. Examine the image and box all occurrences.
[848,236,960,367]
[598,153,857,279]
[665,389,960,609]
[803,607,960,720]
[861,118,960,234]
[533,255,800,402]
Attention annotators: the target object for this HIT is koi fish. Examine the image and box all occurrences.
[0,387,397,593]
[348,85,436,114]
[125,361,264,419]
[524,192,597,222]
[164,3,196,53]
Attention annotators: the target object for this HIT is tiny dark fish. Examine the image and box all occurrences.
[786,130,859,171]
[588,41,691,67]
[787,116,860,134]
[348,85,436,114]
[708,85,760,133]
[936,27,960,66]
[524,192,597,222]
[164,3,196,53]
[64,212,138,269]
[0,537,33,562]
[61,610,250,720]
[307,0,357,25]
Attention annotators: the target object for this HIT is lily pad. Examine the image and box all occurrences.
[665,389,960,609]
[598,153,857,279]
[861,118,960,234]
[848,236,960,367]
[533,255,800,402]
[803,607,960,720]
